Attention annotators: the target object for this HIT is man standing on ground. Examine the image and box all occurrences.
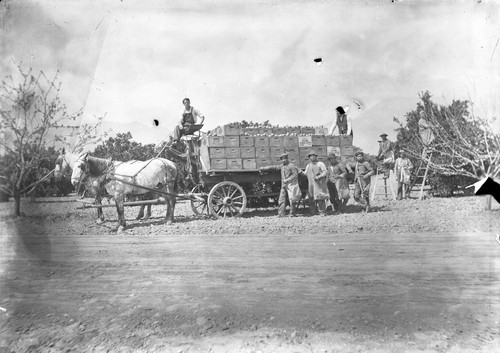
[305,150,329,215]
[260,153,301,217]
[394,149,413,200]
[172,98,205,144]
[326,153,351,213]
[377,133,394,178]
[350,151,374,213]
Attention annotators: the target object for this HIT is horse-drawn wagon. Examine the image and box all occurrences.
[57,122,355,231]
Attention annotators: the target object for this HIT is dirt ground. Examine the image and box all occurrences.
[0,194,499,352]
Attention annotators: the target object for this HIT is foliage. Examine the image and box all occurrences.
[394,91,500,183]
[0,66,85,215]
[92,132,156,161]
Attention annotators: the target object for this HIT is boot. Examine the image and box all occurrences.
[288,203,297,217]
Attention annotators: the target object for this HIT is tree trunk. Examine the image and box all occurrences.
[14,188,21,217]
[484,195,492,211]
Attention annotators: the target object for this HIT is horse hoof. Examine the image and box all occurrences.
[117,226,125,234]
[96,219,104,225]
[165,220,173,226]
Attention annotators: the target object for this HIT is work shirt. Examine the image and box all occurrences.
[353,161,374,182]
[394,157,413,184]
[378,139,394,158]
[179,106,204,126]
[305,161,329,200]
[281,163,299,184]
[328,163,348,183]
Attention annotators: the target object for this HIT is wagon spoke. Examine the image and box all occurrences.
[217,205,225,216]
[228,204,235,217]
[232,202,243,210]
[231,195,244,201]
[229,187,238,198]
[215,190,225,199]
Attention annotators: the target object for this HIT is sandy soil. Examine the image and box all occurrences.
[0,195,499,352]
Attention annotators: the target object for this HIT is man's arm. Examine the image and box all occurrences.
[363,162,374,179]
[193,108,205,124]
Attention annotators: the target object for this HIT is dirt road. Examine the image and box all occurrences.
[1,197,499,352]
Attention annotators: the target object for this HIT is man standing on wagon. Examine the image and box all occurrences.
[171,98,205,144]
[260,153,301,217]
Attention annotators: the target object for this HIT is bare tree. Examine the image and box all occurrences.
[394,92,500,207]
[0,65,105,215]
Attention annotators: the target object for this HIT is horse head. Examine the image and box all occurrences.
[70,152,90,186]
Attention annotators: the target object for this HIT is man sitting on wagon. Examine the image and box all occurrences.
[171,97,205,145]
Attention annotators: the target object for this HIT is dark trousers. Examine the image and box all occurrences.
[327,180,340,211]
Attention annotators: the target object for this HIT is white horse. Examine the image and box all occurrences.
[70,152,178,233]
[55,151,158,224]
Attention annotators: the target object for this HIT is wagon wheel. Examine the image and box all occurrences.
[190,184,209,217]
[208,181,247,218]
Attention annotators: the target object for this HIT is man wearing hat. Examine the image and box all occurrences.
[305,150,329,215]
[394,149,413,200]
[350,150,374,212]
[377,133,395,178]
[260,153,301,217]
[328,106,353,136]
[326,153,351,213]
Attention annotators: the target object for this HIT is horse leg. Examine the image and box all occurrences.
[144,204,152,220]
[96,191,105,224]
[136,205,145,220]
[165,186,176,225]
[114,191,126,234]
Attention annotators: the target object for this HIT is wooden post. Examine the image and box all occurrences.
[485,195,492,211]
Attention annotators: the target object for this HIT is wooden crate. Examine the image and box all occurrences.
[207,136,225,147]
[256,157,273,169]
[240,147,256,158]
[214,124,242,136]
[240,135,254,147]
[340,135,354,146]
[272,127,287,135]
[224,136,240,147]
[259,127,273,135]
[312,145,327,156]
[254,136,269,147]
[298,135,312,148]
[210,158,226,170]
[284,146,299,154]
[315,127,329,135]
[242,158,257,170]
[243,127,259,136]
[300,127,316,135]
[325,135,340,146]
[225,147,241,158]
[311,135,326,145]
[283,135,299,148]
[286,127,301,135]
[341,146,354,156]
[226,158,243,170]
[209,147,225,158]
[327,146,341,156]
[255,147,270,158]
[270,146,285,157]
[269,136,284,147]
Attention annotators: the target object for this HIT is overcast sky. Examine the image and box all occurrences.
[1,0,499,153]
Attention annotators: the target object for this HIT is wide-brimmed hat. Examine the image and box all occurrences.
[327,152,337,159]
[307,150,318,157]
[380,133,388,137]
[279,153,289,160]
[354,150,364,156]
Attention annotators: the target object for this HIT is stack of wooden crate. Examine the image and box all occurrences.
[201,124,354,171]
